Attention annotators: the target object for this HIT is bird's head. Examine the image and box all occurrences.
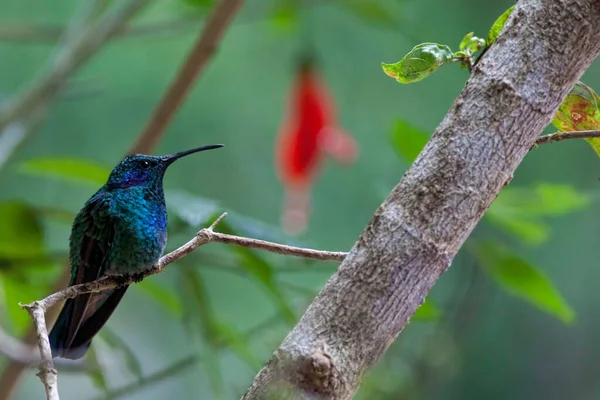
[106,144,224,190]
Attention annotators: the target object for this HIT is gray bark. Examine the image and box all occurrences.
[242,0,600,399]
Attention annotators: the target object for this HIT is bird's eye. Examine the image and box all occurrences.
[140,160,151,169]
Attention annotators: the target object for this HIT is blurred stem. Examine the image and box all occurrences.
[0,17,204,43]
[0,105,47,171]
[128,0,245,154]
[0,326,88,372]
[0,0,335,44]
[95,355,200,400]
[0,0,151,171]
[96,307,292,400]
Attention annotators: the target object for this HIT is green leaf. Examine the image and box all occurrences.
[167,190,292,244]
[390,120,429,162]
[179,266,216,340]
[382,43,455,84]
[528,183,590,215]
[136,279,183,317]
[412,298,440,321]
[213,321,260,369]
[35,206,76,225]
[165,190,221,228]
[87,369,108,393]
[199,346,223,397]
[473,242,575,324]
[488,217,549,245]
[85,346,109,393]
[99,328,143,381]
[177,268,223,395]
[459,32,474,51]
[1,276,38,332]
[217,218,296,323]
[0,202,44,259]
[343,1,397,26]
[226,212,292,244]
[182,0,214,9]
[19,158,111,185]
[458,32,485,54]
[487,5,515,46]
[552,81,600,157]
[269,0,299,31]
[486,183,589,244]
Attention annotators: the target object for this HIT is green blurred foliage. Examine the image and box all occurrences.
[19,157,111,186]
[473,242,575,323]
[486,183,589,244]
[412,299,440,322]
[390,119,429,161]
[0,202,45,260]
[0,0,599,399]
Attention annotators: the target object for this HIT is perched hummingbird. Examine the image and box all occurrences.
[49,144,223,359]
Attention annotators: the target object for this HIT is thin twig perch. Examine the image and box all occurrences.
[22,305,59,400]
[533,130,600,147]
[22,212,347,399]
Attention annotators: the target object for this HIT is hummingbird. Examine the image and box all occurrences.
[49,144,224,359]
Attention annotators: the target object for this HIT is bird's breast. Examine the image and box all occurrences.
[108,196,168,275]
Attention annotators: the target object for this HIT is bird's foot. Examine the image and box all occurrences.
[111,272,146,286]
[113,274,130,287]
[129,272,146,283]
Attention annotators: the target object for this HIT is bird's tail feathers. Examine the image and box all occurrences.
[49,286,129,359]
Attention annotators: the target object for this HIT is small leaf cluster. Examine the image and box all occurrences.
[381,5,511,84]
[383,4,600,159]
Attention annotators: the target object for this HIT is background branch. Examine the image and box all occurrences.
[0,17,203,43]
[0,327,89,372]
[128,0,244,154]
[93,306,295,400]
[0,0,150,171]
[97,355,199,400]
[0,326,43,367]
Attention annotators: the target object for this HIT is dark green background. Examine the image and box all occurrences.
[1,0,599,399]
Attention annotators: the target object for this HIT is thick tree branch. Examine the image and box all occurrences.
[242,1,600,398]
[128,0,244,154]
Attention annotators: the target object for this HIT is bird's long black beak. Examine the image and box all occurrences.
[163,144,224,165]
